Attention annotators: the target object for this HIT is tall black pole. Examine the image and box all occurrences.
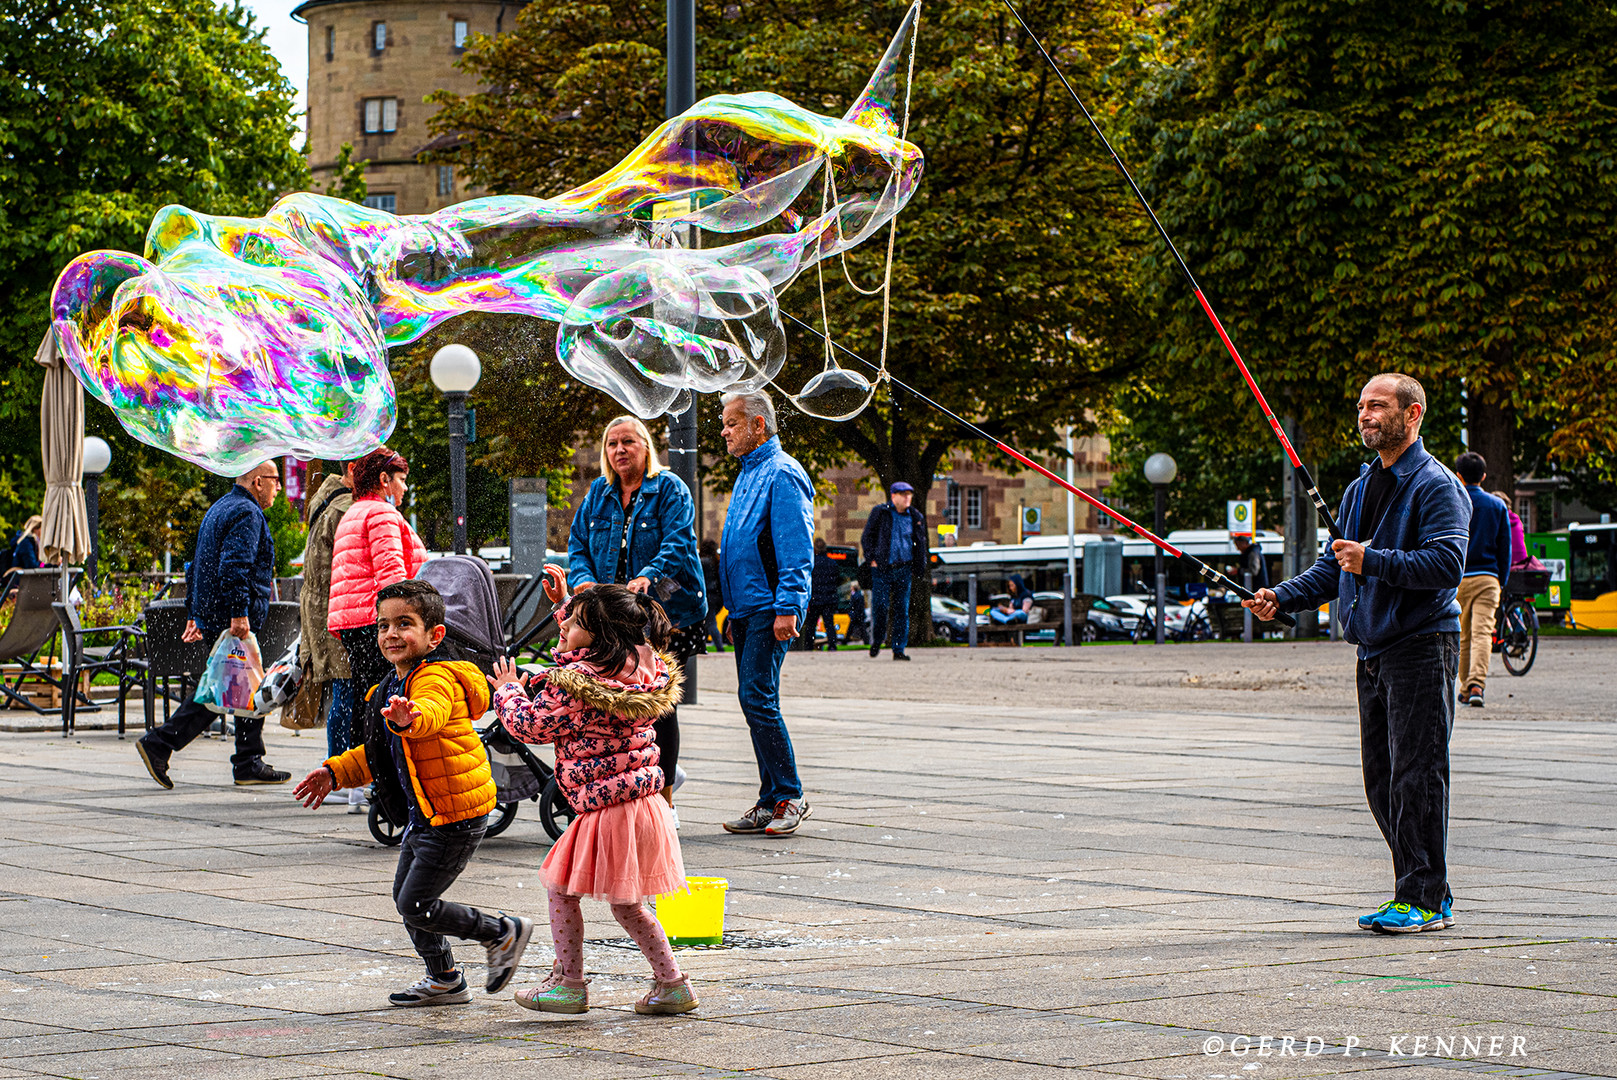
[1153,483,1167,645]
[84,474,101,585]
[447,392,468,555]
[667,0,699,704]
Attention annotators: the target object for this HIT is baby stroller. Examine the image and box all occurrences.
[364,556,575,846]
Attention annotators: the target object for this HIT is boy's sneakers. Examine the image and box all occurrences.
[484,916,534,993]
[1369,902,1445,934]
[136,740,173,790]
[234,762,291,786]
[721,805,774,834]
[764,798,812,836]
[635,975,699,1015]
[389,972,471,1007]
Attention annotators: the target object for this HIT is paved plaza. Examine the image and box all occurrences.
[2,636,1614,1079]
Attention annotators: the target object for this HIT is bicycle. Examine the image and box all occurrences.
[1492,592,1539,677]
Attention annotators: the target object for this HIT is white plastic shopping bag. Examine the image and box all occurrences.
[194,631,265,715]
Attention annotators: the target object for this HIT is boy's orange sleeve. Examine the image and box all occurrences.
[325,745,371,790]
[394,666,456,740]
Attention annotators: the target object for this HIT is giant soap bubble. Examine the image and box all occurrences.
[48,4,924,474]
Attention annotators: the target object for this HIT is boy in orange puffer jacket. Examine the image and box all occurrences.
[295,579,533,1007]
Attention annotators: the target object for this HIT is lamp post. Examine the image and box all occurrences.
[430,345,481,555]
[1143,452,1177,645]
[82,436,111,584]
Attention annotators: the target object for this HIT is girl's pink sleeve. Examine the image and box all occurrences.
[492,680,586,744]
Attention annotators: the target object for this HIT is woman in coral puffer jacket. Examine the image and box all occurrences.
[327,448,428,695]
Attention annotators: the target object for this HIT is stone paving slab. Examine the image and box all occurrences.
[0,639,1614,1078]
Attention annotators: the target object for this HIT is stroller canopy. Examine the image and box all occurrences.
[417,555,504,668]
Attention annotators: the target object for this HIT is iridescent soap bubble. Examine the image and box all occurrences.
[49,3,923,473]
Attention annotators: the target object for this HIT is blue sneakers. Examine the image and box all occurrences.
[1358,900,1396,930]
[1369,902,1445,934]
[1441,897,1454,929]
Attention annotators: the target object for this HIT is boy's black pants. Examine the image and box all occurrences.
[1357,631,1458,913]
[393,815,503,976]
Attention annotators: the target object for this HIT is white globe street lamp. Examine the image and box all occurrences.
[1143,452,1178,644]
[430,345,481,555]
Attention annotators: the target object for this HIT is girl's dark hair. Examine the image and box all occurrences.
[353,446,408,498]
[569,584,672,672]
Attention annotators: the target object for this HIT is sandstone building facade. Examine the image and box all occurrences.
[294,0,526,214]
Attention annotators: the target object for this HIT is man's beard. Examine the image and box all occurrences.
[1361,411,1408,450]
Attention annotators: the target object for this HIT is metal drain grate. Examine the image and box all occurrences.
[587,932,801,952]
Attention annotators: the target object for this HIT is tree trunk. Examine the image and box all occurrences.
[1468,393,1515,504]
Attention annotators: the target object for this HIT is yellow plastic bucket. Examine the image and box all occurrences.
[655,876,728,945]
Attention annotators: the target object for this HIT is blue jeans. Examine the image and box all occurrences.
[870,566,913,653]
[730,614,802,806]
[325,677,360,761]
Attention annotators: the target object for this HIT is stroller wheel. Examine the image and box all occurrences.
[367,803,404,847]
[539,778,576,841]
[484,801,519,839]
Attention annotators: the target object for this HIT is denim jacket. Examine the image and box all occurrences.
[1274,438,1471,658]
[719,436,815,621]
[567,471,707,630]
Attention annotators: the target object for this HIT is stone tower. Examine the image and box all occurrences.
[294,0,525,214]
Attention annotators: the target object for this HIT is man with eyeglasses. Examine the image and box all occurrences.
[137,461,290,789]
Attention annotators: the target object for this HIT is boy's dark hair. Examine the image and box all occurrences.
[377,578,446,630]
[568,584,672,673]
[1454,451,1488,485]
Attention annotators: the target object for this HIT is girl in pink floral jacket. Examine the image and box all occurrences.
[490,584,695,1016]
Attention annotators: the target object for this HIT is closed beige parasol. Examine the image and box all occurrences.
[36,329,89,574]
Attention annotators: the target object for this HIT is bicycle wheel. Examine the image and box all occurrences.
[539,777,577,841]
[1499,598,1538,677]
[1182,616,1212,643]
[483,801,519,839]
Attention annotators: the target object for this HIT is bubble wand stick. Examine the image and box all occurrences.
[782,313,1297,628]
[1000,0,1349,564]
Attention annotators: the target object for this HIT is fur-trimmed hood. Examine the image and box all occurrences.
[544,649,683,720]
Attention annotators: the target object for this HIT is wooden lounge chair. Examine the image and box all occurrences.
[0,569,76,713]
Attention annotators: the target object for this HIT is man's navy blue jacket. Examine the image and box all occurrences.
[1274,438,1471,658]
[1462,485,1512,585]
[719,436,814,620]
[567,470,707,630]
[186,485,276,632]
[809,552,841,607]
[860,501,930,572]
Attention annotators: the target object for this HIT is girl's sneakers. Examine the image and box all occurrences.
[635,975,699,1015]
[514,966,589,1014]
[389,972,471,1007]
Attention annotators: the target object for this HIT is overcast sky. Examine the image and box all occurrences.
[242,1,309,140]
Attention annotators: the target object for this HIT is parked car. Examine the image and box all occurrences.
[1029,592,1134,643]
[932,594,989,642]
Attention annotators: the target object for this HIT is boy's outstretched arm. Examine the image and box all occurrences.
[294,764,338,809]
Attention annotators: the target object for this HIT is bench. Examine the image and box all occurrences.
[972,602,1092,646]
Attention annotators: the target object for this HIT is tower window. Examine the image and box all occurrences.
[372,21,387,53]
[361,194,397,213]
[453,19,469,49]
[325,25,335,61]
[363,97,398,134]
[437,165,455,196]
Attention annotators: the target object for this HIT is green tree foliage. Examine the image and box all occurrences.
[262,493,307,578]
[1116,0,1617,509]
[324,142,369,203]
[0,0,309,532]
[425,0,1149,511]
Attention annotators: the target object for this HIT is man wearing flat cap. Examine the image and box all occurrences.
[861,481,930,661]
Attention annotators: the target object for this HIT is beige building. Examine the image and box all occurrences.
[294,0,525,214]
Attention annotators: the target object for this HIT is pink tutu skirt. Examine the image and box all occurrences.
[540,795,685,904]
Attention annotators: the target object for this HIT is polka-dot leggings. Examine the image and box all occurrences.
[548,889,682,983]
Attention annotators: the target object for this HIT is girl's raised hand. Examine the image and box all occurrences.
[490,656,530,690]
[541,563,569,605]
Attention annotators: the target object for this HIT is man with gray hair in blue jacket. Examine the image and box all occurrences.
[1246,373,1471,934]
[716,390,816,837]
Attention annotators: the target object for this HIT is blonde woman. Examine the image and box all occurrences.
[566,416,707,825]
[11,515,43,569]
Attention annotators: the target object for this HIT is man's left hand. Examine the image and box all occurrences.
[1331,539,1367,575]
[773,614,798,641]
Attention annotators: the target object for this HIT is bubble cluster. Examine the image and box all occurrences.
[48,4,924,473]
